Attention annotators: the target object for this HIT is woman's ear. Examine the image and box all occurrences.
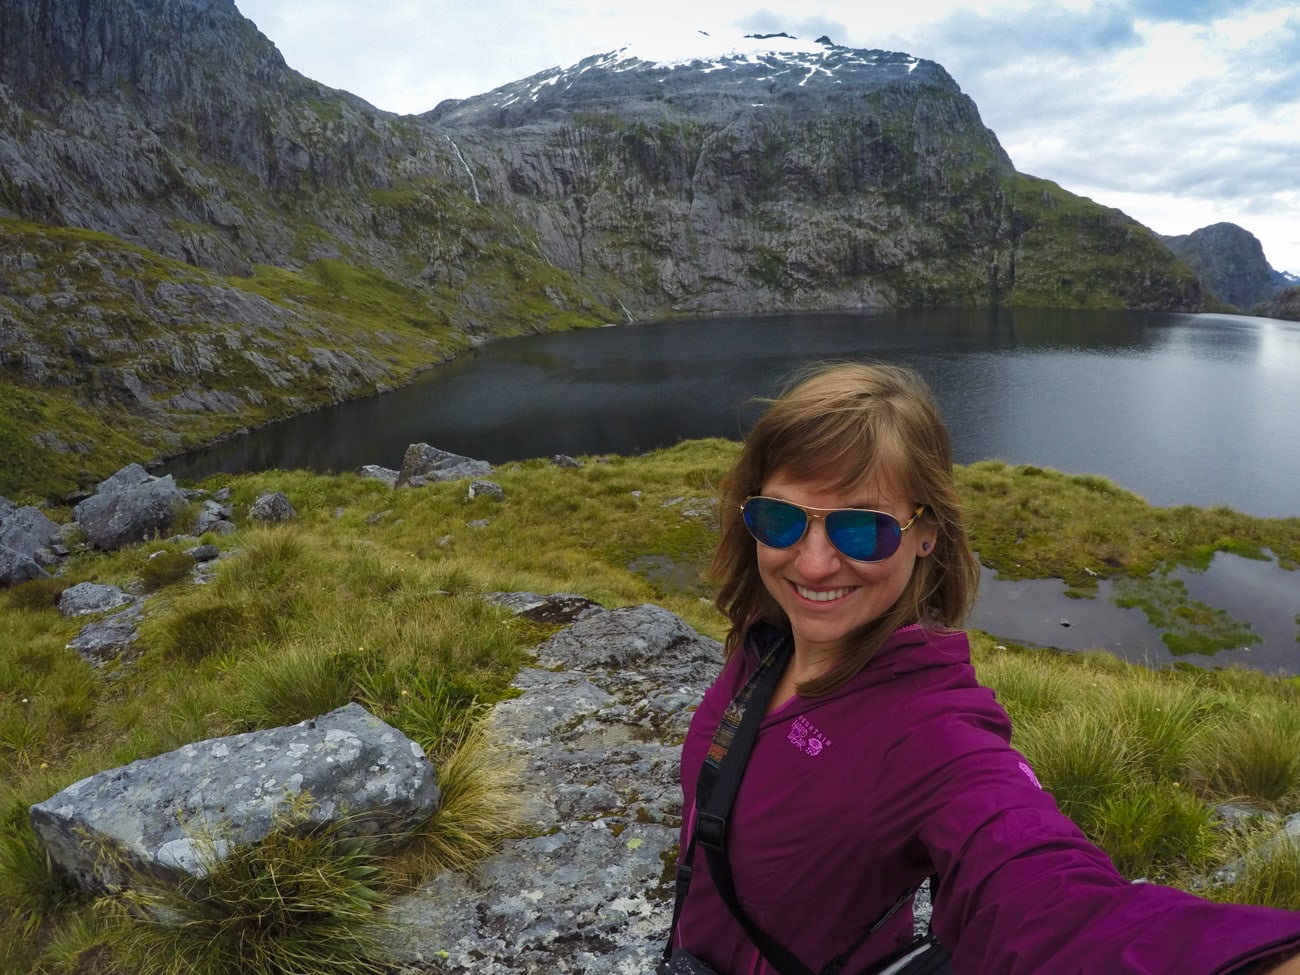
[916,523,939,558]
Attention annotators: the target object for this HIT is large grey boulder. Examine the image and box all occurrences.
[30,703,440,892]
[0,504,61,560]
[0,544,47,587]
[0,501,62,585]
[395,443,492,487]
[72,469,186,550]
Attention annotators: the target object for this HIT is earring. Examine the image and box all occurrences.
[922,542,932,552]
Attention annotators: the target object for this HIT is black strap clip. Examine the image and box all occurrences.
[695,810,727,850]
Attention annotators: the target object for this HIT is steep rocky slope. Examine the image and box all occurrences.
[1160,222,1284,310]
[0,3,1204,499]
[428,35,1199,313]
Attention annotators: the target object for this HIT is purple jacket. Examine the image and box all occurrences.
[673,623,1300,974]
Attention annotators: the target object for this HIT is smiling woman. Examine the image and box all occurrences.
[659,360,1300,975]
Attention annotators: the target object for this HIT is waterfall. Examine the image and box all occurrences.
[446,137,481,204]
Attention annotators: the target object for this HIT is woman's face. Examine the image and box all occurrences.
[754,469,937,666]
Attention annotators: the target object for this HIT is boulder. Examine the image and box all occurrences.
[0,544,48,587]
[72,471,186,550]
[67,605,143,666]
[192,499,235,535]
[359,464,400,487]
[468,479,505,501]
[92,463,154,496]
[0,504,61,559]
[57,581,134,617]
[395,443,492,487]
[248,491,296,522]
[30,703,440,893]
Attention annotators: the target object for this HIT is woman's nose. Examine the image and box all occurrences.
[795,519,842,577]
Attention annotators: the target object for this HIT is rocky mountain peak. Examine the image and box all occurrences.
[1160,221,1286,310]
[426,29,972,131]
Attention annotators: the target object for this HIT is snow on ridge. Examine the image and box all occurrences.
[611,30,833,66]
[487,30,919,107]
[584,29,900,74]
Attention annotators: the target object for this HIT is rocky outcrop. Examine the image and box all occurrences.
[0,497,62,584]
[381,601,721,972]
[30,702,439,892]
[1161,222,1283,310]
[1255,285,1300,322]
[395,442,494,487]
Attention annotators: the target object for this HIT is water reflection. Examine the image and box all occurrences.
[970,553,1300,675]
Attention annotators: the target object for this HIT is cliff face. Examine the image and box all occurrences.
[0,5,1206,498]
[1159,222,1283,311]
[427,39,1199,313]
[0,0,459,272]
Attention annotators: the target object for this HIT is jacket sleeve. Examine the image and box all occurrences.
[883,679,1300,975]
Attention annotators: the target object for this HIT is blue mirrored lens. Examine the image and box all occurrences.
[743,497,808,548]
[826,510,898,562]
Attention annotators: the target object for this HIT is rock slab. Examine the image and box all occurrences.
[30,703,440,892]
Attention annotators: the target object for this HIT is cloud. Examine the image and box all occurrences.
[928,3,1141,58]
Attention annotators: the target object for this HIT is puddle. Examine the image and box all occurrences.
[969,552,1299,675]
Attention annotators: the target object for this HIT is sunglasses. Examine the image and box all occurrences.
[740,496,926,563]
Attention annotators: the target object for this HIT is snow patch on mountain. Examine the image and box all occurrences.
[489,30,921,109]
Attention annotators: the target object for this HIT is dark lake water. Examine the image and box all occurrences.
[162,307,1300,674]
[166,307,1300,518]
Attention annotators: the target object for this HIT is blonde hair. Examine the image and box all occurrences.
[708,361,980,695]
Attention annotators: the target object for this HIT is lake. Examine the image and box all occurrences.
[165,307,1300,519]
[162,307,1300,674]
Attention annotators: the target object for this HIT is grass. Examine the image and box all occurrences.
[1,443,1299,970]
[95,794,394,975]
[974,636,1300,883]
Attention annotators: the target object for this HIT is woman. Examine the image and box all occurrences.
[669,362,1300,974]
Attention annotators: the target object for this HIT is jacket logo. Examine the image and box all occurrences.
[1019,761,1042,789]
[787,716,830,757]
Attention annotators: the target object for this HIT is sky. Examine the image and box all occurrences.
[233,0,1300,276]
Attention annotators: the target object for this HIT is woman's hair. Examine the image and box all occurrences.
[708,360,980,695]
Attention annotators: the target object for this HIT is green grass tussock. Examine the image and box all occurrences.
[974,635,1300,885]
[2,442,1300,970]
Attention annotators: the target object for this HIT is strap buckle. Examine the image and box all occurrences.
[695,811,727,849]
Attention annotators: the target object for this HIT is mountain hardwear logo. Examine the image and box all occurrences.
[787,715,831,757]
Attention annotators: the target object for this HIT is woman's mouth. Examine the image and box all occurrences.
[793,584,855,603]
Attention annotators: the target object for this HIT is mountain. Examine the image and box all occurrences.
[424,32,1201,313]
[1158,222,1288,311]
[0,2,1204,500]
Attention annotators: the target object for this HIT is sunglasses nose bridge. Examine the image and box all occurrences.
[794,509,845,562]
